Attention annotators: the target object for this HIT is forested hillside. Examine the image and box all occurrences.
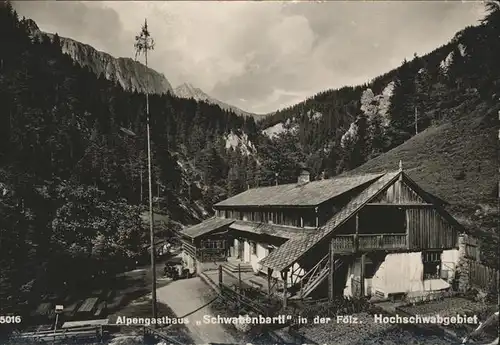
[0,2,259,316]
[257,3,499,184]
[253,3,499,266]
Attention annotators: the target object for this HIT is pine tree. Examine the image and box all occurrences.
[387,60,415,148]
[227,166,241,197]
[367,114,386,159]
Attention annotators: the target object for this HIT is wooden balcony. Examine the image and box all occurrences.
[331,233,407,253]
[182,240,227,262]
[198,248,227,262]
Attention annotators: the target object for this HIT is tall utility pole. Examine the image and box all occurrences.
[415,106,418,135]
[134,18,157,321]
[140,167,143,204]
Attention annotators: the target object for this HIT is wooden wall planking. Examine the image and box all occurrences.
[406,208,458,250]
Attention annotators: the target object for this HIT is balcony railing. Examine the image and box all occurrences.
[332,234,407,252]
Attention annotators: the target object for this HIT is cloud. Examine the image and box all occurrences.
[14,1,485,114]
[14,1,126,56]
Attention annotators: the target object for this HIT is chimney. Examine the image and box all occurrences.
[298,169,310,185]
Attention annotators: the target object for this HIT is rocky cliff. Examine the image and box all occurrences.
[26,19,173,95]
[56,35,173,95]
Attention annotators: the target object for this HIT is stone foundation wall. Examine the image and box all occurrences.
[455,234,469,292]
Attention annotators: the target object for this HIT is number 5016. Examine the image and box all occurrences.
[0,315,22,324]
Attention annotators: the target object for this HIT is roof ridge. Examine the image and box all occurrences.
[240,172,387,189]
[215,172,387,208]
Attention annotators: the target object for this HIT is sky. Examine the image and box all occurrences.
[14,1,486,114]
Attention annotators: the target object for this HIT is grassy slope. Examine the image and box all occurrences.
[346,99,499,243]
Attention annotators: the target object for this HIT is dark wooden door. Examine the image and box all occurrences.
[237,239,244,259]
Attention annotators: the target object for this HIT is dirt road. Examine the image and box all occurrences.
[156,277,238,344]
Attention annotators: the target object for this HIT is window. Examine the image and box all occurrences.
[202,240,225,249]
[364,262,377,278]
[422,251,442,279]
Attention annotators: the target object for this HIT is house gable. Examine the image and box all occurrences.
[259,170,463,272]
[366,173,462,250]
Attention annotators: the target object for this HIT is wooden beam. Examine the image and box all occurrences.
[218,265,223,286]
[282,270,288,308]
[290,265,300,285]
[238,264,242,308]
[267,268,272,296]
[355,213,359,234]
[238,264,242,292]
[366,203,433,207]
[328,240,335,301]
[354,213,359,251]
[360,254,366,298]
[405,210,410,250]
[397,173,403,203]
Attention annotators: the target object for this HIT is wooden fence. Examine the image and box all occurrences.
[461,235,498,293]
[6,324,184,344]
[469,261,499,292]
[219,283,268,316]
[464,236,481,261]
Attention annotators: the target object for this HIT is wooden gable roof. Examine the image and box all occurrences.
[214,173,383,208]
[230,220,316,239]
[180,217,234,239]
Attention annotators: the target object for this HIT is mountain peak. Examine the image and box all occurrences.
[174,82,207,99]
[179,82,195,89]
[173,83,263,119]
